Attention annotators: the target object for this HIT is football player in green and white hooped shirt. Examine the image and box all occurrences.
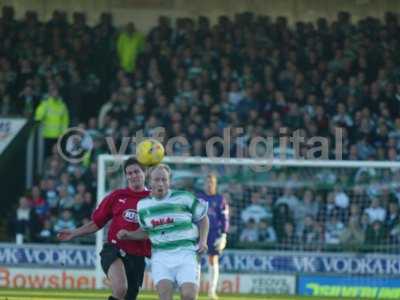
[117,164,209,300]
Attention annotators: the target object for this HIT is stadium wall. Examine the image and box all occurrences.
[0,0,399,32]
[0,268,296,295]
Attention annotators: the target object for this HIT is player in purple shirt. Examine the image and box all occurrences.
[197,173,229,300]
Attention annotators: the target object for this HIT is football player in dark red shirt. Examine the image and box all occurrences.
[58,157,151,300]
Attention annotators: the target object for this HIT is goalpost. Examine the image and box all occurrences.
[96,154,400,295]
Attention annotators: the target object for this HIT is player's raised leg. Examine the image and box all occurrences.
[107,258,128,300]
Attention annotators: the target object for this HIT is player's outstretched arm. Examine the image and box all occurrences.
[197,215,209,254]
[117,228,148,240]
[57,221,99,241]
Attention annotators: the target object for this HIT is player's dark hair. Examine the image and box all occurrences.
[123,157,145,173]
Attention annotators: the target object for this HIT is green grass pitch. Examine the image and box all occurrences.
[0,288,371,300]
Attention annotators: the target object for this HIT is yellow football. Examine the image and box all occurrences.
[136,138,165,166]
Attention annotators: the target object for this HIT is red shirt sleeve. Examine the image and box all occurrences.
[92,192,115,228]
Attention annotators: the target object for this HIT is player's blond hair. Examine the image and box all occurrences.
[148,163,172,179]
[207,171,218,183]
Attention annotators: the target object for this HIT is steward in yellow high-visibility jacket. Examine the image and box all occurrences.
[117,22,145,73]
[35,94,69,139]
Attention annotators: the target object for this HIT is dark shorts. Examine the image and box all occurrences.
[100,243,145,300]
[207,234,222,256]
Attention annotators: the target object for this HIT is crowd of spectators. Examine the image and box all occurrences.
[226,182,400,250]
[3,5,400,250]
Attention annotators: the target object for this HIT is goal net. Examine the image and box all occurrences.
[96,155,400,297]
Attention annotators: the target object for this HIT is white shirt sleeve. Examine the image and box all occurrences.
[192,196,208,222]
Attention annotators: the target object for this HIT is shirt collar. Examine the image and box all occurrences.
[152,189,171,201]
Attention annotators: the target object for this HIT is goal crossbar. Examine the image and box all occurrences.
[98,154,400,168]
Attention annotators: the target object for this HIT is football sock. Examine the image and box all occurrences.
[209,261,219,295]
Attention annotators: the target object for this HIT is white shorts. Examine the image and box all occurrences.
[151,250,200,287]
